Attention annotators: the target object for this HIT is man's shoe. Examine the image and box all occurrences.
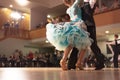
[95,65,104,70]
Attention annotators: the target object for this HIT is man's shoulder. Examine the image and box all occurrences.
[81,2,94,13]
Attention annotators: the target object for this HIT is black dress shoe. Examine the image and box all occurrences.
[68,66,76,70]
[95,65,104,70]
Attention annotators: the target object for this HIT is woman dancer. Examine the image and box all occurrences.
[46,0,92,70]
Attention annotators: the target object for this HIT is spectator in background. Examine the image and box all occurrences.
[14,21,19,37]
[94,5,100,14]
[100,3,108,12]
[1,54,8,67]
[37,54,47,67]
[10,21,16,36]
[3,21,10,36]
[111,0,120,9]
[0,55,2,67]
[27,51,34,66]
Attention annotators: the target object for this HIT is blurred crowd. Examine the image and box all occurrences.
[0,49,119,68]
[0,49,63,67]
[94,0,120,14]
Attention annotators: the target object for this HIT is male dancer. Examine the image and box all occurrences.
[107,34,120,68]
[67,0,105,70]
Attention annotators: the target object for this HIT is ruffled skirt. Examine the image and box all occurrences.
[46,21,92,51]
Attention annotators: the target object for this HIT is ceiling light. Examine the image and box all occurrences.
[47,15,51,18]
[15,0,29,6]
[21,16,25,19]
[10,12,22,20]
[105,30,109,34]
[2,8,8,11]
[9,5,13,8]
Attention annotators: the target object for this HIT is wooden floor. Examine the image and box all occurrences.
[0,68,120,80]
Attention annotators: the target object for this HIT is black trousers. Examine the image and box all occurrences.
[82,3,104,66]
[87,26,104,65]
[113,51,119,68]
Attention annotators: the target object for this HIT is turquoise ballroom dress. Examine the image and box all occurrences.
[46,0,92,51]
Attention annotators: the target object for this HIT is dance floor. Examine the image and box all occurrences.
[0,68,120,80]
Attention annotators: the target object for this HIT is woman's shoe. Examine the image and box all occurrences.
[76,64,84,70]
[60,60,68,71]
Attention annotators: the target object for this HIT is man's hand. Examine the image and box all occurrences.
[84,0,96,8]
[84,0,90,2]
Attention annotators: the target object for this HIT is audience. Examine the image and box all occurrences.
[0,49,63,67]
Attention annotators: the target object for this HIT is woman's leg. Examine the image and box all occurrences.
[60,45,72,70]
[76,49,86,70]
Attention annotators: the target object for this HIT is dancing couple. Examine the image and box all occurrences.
[46,0,104,70]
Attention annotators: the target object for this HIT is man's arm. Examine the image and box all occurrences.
[106,41,115,54]
[107,44,114,54]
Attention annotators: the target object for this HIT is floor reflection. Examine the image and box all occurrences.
[0,68,120,80]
